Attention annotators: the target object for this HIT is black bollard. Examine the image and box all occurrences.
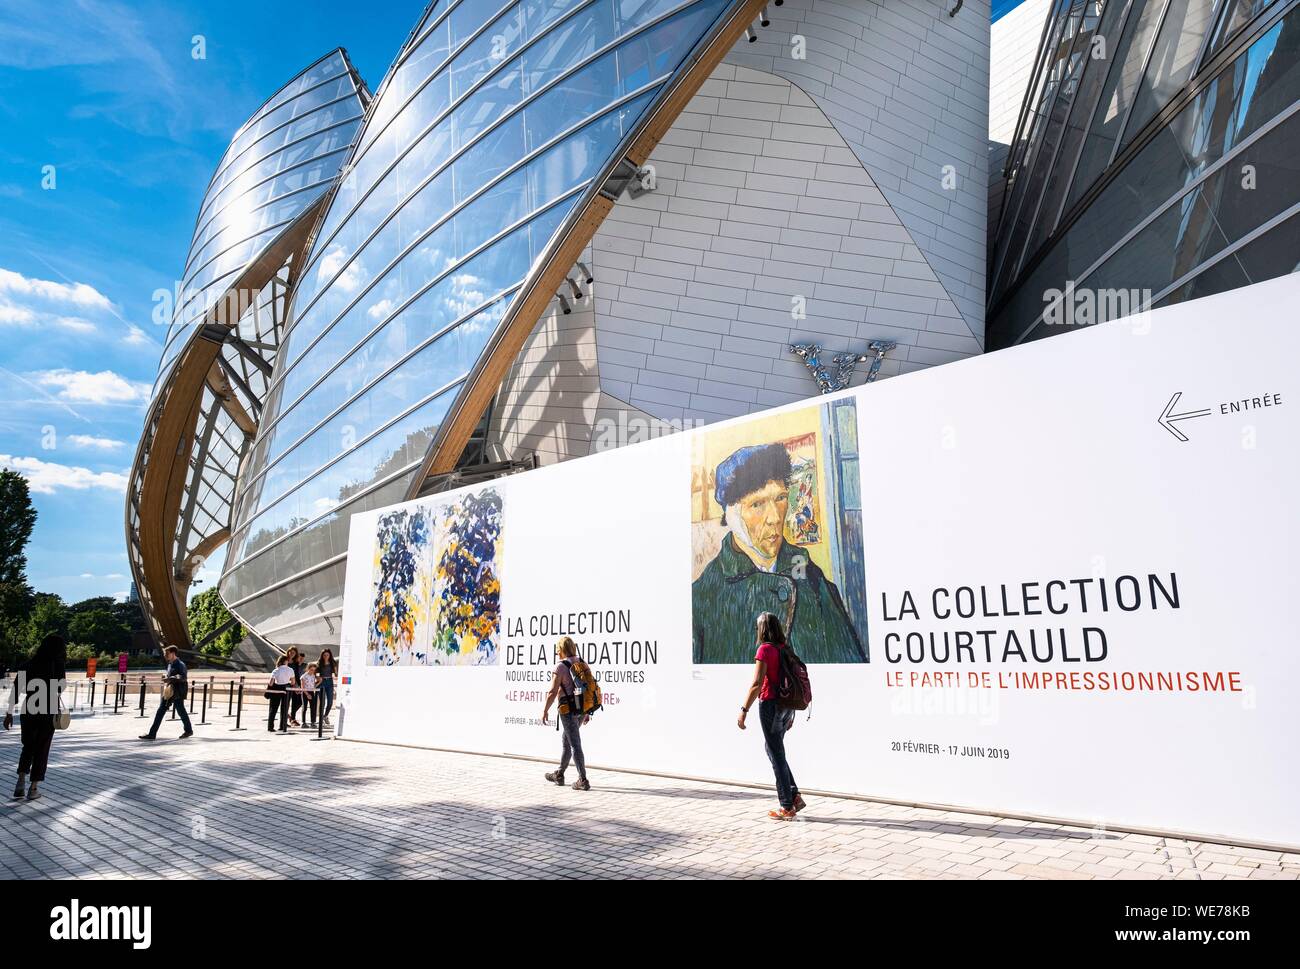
[138,679,146,717]
[89,680,96,708]
[113,679,120,715]
[201,681,209,725]
[279,689,288,732]
[231,678,245,731]
[227,679,234,717]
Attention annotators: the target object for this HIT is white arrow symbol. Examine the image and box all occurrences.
[1158,392,1212,442]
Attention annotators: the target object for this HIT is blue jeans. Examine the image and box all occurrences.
[319,678,334,719]
[759,700,797,810]
[147,696,192,737]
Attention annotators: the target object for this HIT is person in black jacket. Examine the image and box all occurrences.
[138,647,193,740]
[4,634,67,801]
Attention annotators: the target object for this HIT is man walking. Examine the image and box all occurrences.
[138,647,193,740]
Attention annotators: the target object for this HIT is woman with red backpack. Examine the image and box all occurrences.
[738,612,806,820]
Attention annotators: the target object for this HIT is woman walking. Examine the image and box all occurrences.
[317,649,338,728]
[4,634,67,801]
[737,613,805,820]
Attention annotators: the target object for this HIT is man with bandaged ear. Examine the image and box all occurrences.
[692,443,865,665]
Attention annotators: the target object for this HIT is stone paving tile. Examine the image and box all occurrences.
[2,711,1298,881]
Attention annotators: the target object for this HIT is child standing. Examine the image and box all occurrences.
[300,663,319,728]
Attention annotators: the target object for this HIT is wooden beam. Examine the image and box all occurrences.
[129,199,327,649]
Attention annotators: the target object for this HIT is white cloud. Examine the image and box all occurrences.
[0,268,113,312]
[68,434,126,450]
[0,301,36,325]
[0,454,128,494]
[124,324,159,348]
[0,299,102,333]
[33,369,149,404]
[55,315,98,334]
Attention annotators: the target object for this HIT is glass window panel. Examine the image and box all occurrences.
[452,59,524,148]
[234,392,452,564]
[214,76,354,195]
[523,0,588,36]
[1205,0,1284,60]
[992,8,1300,346]
[263,226,530,471]
[617,0,685,29]
[1158,211,1300,306]
[523,51,618,151]
[994,2,1099,289]
[358,17,452,160]
[451,0,509,49]
[1021,0,1133,266]
[522,2,617,95]
[616,0,726,92]
[1066,0,1172,209]
[249,297,509,516]
[451,4,523,100]
[455,168,530,253]
[260,53,347,117]
[1122,0,1219,144]
[453,115,526,204]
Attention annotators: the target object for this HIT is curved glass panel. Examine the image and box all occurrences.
[223,0,735,643]
[150,53,366,397]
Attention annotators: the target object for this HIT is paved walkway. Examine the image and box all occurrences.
[2,711,1297,880]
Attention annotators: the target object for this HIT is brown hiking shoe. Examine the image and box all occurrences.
[572,778,590,791]
[544,771,565,786]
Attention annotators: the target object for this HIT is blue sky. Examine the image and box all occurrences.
[992,0,1028,24]
[0,0,420,604]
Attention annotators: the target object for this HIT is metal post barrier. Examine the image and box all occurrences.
[279,688,288,732]
[227,679,234,717]
[317,691,324,740]
[138,678,146,717]
[231,678,245,731]
[201,681,209,725]
[73,682,79,711]
[89,680,96,708]
[113,677,121,715]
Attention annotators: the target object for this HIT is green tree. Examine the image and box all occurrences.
[24,593,69,652]
[69,595,117,615]
[113,597,145,633]
[0,582,33,666]
[0,469,37,664]
[68,608,131,653]
[0,469,37,585]
[187,587,242,658]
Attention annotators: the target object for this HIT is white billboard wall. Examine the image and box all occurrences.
[336,273,1300,848]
